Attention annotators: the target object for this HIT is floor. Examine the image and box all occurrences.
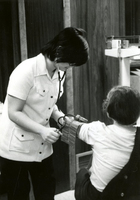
[55,190,75,200]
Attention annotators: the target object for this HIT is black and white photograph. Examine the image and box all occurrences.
[0,0,140,200]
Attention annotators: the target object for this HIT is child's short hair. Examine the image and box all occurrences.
[41,27,89,66]
[103,86,140,125]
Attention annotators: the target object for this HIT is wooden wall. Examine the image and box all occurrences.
[70,0,125,153]
[24,0,64,58]
[125,0,140,37]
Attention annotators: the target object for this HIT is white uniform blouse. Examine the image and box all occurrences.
[0,54,65,162]
[79,121,136,192]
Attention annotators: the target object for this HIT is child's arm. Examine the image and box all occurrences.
[76,124,84,138]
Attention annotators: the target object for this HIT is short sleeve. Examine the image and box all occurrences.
[78,121,106,145]
[7,59,34,100]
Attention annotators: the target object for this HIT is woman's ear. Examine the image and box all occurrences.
[56,46,62,55]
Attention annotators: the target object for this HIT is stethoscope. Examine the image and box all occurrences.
[57,70,66,102]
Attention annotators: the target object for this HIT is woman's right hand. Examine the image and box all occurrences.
[40,127,61,144]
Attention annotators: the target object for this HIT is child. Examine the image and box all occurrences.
[75,85,140,200]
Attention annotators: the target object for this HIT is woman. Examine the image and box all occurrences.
[0,27,89,200]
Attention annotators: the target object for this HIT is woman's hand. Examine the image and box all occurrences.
[40,127,62,143]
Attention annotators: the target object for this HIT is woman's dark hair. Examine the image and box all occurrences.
[103,86,140,125]
[41,27,89,66]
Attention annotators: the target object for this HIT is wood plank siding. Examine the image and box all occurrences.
[3,0,140,197]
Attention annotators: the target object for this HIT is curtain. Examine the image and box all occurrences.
[0,0,20,102]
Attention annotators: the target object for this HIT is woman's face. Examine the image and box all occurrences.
[55,62,73,71]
